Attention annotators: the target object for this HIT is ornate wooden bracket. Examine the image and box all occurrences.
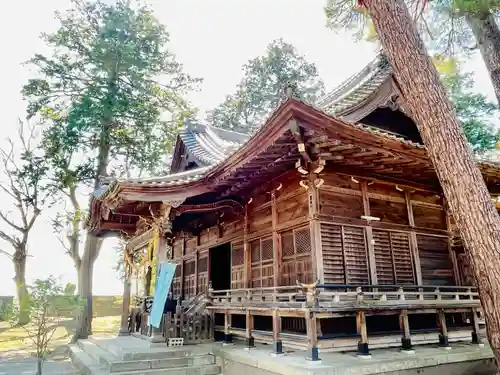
[175,199,243,216]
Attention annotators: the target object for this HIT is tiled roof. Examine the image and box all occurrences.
[96,166,213,195]
[179,122,249,166]
[317,54,392,115]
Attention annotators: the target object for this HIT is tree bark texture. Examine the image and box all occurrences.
[363,0,500,366]
[465,12,500,107]
[13,251,29,325]
[72,235,102,341]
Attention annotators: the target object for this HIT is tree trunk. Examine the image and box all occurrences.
[363,0,500,367]
[13,252,29,325]
[72,235,102,341]
[36,356,43,375]
[465,12,500,107]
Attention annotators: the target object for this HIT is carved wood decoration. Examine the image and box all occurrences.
[175,199,243,216]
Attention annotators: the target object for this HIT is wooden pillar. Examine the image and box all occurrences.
[180,236,186,298]
[405,192,423,285]
[223,310,232,344]
[361,181,377,284]
[437,309,450,348]
[444,200,460,285]
[470,308,483,345]
[271,309,283,355]
[305,311,320,361]
[308,174,323,283]
[118,274,132,336]
[271,191,281,286]
[194,251,199,295]
[400,309,413,351]
[243,206,250,288]
[356,311,370,356]
[245,310,254,348]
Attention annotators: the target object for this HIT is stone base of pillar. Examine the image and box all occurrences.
[117,328,131,336]
[271,340,284,355]
[245,337,254,348]
[357,341,371,358]
[471,332,483,345]
[306,347,320,362]
[438,334,451,349]
[401,337,413,351]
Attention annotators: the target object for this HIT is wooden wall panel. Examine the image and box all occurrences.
[222,219,244,238]
[249,207,272,233]
[173,239,183,260]
[185,237,197,255]
[413,205,446,230]
[322,172,361,190]
[276,192,308,224]
[319,191,364,218]
[369,199,408,225]
[416,235,454,285]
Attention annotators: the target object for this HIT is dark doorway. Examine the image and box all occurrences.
[209,243,231,291]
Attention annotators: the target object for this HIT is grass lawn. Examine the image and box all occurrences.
[0,315,120,355]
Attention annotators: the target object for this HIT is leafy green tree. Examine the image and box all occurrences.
[22,0,200,340]
[207,39,325,133]
[324,0,500,106]
[442,70,500,153]
[8,276,82,375]
[0,121,50,325]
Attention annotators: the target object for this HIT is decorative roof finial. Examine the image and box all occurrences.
[284,81,299,100]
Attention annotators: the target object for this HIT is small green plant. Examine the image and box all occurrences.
[9,276,83,375]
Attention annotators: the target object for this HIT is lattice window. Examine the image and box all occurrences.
[232,242,244,266]
[281,226,313,285]
[250,236,274,288]
[183,259,196,298]
[198,256,208,273]
[172,262,182,299]
[231,242,245,289]
[262,238,273,260]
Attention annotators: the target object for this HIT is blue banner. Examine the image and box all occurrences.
[149,262,177,328]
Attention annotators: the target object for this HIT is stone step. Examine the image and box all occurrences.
[109,364,222,375]
[69,344,107,375]
[78,339,216,372]
[91,338,194,361]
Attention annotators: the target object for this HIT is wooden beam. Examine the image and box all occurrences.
[400,309,412,350]
[305,311,319,361]
[361,180,378,285]
[271,191,280,287]
[180,237,186,298]
[356,311,370,356]
[245,310,254,348]
[243,206,250,288]
[444,199,460,286]
[308,175,323,283]
[437,309,450,348]
[272,309,283,354]
[405,191,423,285]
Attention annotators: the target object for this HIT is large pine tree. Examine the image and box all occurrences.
[357,0,500,366]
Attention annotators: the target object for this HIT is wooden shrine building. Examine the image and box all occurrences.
[87,54,500,360]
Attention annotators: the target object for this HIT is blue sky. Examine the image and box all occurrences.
[0,0,493,296]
